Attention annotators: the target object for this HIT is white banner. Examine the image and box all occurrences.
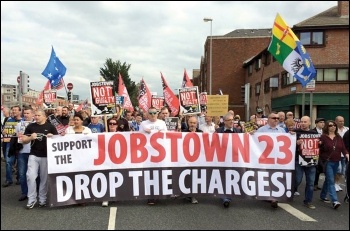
[47,132,297,206]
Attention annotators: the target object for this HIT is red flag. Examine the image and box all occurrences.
[51,78,65,90]
[138,78,152,113]
[181,69,193,88]
[161,72,180,116]
[36,80,51,105]
[76,98,88,112]
[118,73,134,112]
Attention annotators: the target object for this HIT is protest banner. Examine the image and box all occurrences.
[199,92,207,113]
[151,96,165,111]
[47,114,68,135]
[178,86,200,115]
[47,132,296,207]
[90,81,116,116]
[206,95,228,116]
[164,117,179,131]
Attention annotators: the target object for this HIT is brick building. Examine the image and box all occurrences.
[198,1,349,126]
[243,1,349,126]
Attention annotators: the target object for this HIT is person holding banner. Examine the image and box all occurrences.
[215,112,242,208]
[256,112,286,209]
[64,113,92,135]
[199,115,216,133]
[101,117,119,207]
[181,116,203,204]
[139,107,168,205]
[20,109,58,209]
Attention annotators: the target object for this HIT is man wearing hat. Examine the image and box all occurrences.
[255,108,267,127]
[312,118,325,191]
[313,118,325,135]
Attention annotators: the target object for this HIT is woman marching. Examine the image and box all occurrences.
[319,120,349,209]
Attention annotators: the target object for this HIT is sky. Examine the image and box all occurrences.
[1,1,337,101]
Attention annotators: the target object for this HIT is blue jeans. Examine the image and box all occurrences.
[337,157,346,175]
[295,163,316,204]
[320,161,339,203]
[18,152,29,195]
[5,145,15,184]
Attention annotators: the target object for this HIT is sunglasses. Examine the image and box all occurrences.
[109,123,117,125]
[148,112,157,115]
[269,117,279,120]
[328,124,336,127]
[257,112,263,114]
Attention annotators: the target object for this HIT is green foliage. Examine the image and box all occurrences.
[99,58,138,107]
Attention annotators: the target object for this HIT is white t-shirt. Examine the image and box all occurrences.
[139,119,168,133]
[199,123,216,133]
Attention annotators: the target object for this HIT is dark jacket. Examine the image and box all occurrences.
[215,126,240,133]
[182,128,203,133]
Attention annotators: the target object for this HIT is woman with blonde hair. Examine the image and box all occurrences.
[284,118,295,132]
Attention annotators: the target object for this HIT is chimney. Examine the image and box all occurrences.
[338,1,349,17]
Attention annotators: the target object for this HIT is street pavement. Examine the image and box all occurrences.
[1,160,349,230]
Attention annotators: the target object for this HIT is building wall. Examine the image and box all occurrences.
[202,36,270,118]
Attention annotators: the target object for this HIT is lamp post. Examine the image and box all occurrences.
[203,17,213,95]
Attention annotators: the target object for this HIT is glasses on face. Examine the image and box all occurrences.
[109,123,117,125]
[225,119,234,122]
[328,124,336,127]
[148,111,157,115]
[257,112,263,114]
[286,114,293,116]
[269,117,279,120]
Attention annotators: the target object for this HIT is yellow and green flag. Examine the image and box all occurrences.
[268,13,316,87]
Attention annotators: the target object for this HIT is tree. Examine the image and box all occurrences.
[99,58,138,107]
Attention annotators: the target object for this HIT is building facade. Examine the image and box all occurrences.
[244,1,349,126]
[199,1,349,126]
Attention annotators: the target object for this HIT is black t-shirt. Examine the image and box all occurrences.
[295,128,320,163]
[24,121,58,157]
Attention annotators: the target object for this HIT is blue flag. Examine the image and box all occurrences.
[41,46,66,86]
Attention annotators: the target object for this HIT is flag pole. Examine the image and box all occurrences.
[301,86,305,116]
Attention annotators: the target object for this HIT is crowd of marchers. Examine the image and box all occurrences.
[1,104,349,210]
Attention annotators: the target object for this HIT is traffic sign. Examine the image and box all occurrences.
[306,79,315,91]
[67,83,73,91]
[17,76,20,84]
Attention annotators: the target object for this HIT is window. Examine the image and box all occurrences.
[264,79,270,93]
[316,68,348,81]
[270,76,279,90]
[324,69,336,81]
[300,31,324,46]
[255,59,261,70]
[263,52,271,65]
[338,69,348,81]
[241,86,245,103]
[248,65,253,75]
[281,72,297,87]
[255,83,261,95]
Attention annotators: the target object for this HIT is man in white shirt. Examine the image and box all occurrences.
[139,107,168,205]
[139,107,168,134]
[199,115,216,133]
[334,116,349,191]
